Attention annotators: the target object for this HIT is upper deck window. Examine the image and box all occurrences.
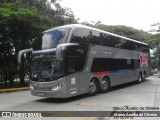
[71,28,90,44]
[42,28,71,49]
[71,27,149,53]
[71,28,103,45]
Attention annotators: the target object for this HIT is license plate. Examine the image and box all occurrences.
[38,92,45,97]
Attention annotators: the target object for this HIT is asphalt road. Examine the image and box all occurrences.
[0,75,160,120]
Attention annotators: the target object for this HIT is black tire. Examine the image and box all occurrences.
[142,72,146,81]
[100,77,111,93]
[88,78,99,96]
[137,73,143,84]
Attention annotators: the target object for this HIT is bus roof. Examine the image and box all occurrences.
[45,24,149,46]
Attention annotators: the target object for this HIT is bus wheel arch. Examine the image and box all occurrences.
[88,77,100,96]
[100,76,111,93]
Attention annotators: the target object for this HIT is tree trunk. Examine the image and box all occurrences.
[4,75,7,88]
[9,78,14,88]
[4,80,7,88]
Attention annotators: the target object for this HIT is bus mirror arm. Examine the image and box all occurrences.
[18,48,33,64]
[56,43,79,60]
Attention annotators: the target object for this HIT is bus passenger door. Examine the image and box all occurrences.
[66,57,80,97]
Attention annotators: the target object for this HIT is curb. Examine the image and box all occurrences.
[0,87,30,93]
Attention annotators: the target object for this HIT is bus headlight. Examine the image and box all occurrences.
[51,84,63,91]
[30,84,34,90]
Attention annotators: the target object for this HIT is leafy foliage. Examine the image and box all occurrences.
[0,1,77,88]
[0,3,47,87]
[149,23,160,59]
[86,24,153,44]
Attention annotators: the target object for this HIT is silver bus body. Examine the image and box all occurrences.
[18,24,151,98]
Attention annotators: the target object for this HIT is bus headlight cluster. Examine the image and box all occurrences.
[30,84,34,90]
[51,83,63,91]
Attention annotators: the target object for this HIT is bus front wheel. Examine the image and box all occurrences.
[88,78,99,96]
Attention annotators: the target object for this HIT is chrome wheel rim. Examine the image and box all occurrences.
[102,78,108,90]
[139,75,142,82]
[89,81,96,93]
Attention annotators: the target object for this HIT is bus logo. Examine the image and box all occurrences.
[139,53,148,66]
[102,48,112,55]
[37,83,44,88]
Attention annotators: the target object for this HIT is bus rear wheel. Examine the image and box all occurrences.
[137,73,143,84]
[100,77,110,93]
[142,72,147,81]
[88,78,99,96]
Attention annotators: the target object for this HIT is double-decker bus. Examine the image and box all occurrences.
[18,24,151,98]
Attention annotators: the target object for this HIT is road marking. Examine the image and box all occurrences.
[79,102,97,106]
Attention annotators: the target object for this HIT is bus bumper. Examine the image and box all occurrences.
[151,68,158,74]
[29,79,69,98]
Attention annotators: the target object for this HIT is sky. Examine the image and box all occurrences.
[60,0,160,32]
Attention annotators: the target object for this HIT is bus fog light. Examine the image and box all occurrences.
[51,84,63,91]
[30,84,34,90]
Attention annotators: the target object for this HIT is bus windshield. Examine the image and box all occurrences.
[42,28,71,49]
[31,51,64,81]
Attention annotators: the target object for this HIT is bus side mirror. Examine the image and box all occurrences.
[18,48,33,64]
[56,43,79,60]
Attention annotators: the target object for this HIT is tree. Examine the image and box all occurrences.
[149,23,160,60]
[0,3,48,87]
[0,0,77,87]
[1,0,77,26]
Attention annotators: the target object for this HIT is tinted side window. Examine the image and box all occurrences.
[135,43,140,51]
[114,37,122,48]
[67,57,80,74]
[71,28,149,52]
[134,43,149,53]
[142,45,150,53]
[121,40,135,50]
[71,28,104,45]
[90,31,102,45]
[91,58,138,72]
[71,28,90,44]
[103,35,118,47]
[65,44,89,72]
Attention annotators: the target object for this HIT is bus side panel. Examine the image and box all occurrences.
[66,74,80,97]
[78,57,95,95]
[79,73,90,94]
[91,46,150,85]
[89,46,139,86]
